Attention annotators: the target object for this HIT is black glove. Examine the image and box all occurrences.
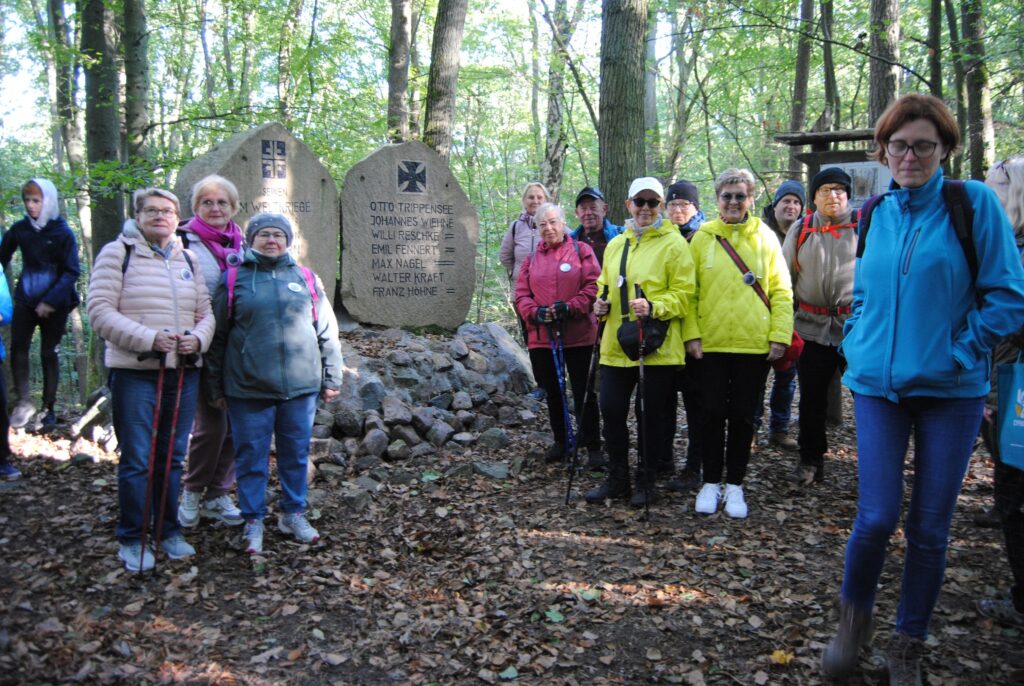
[535,306,551,323]
[552,301,570,320]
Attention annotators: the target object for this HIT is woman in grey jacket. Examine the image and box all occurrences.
[205,213,343,554]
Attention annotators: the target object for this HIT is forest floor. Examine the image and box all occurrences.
[1,357,1022,684]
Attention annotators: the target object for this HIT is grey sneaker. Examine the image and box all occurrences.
[118,542,155,572]
[10,401,34,429]
[884,632,924,686]
[201,495,244,526]
[243,519,264,554]
[278,512,320,543]
[977,597,1024,627]
[160,534,195,560]
[178,489,202,528]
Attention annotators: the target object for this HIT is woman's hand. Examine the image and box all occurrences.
[629,298,651,318]
[152,330,177,353]
[176,334,200,356]
[35,302,55,318]
[685,339,703,359]
[321,388,340,402]
[593,298,609,316]
[767,342,787,362]
[210,397,227,410]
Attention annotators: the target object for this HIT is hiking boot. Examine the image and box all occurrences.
[973,507,1001,528]
[178,490,202,528]
[0,462,22,481]
[666,470,701,493]
[38,410,57,430]
[160,534,195,560]
[723,484,748,518]
[695,483,721,514]
[821,602,874,679]
[977,597,1024,627]
[884,632,924,686]
[10,401,34,429]
[202,495,244,526]
[769,432,798,450]
[630,476,655,508]
[585,446,607,471]
[278,512,320,543]
[243,519,264,554]
[544,444,565,464]
[787,463,822,485]
[119,542,155,572]
[585,477,630,503]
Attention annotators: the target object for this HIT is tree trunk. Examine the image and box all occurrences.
[197,0,217,117]
[665,5,697,182]
[789,0,813,174]
[408,6,422,139]
[277,0,305,126]
[387,0,412,142]
[239,12,255,112]
[528,0,542,166]
[944,0,967,176]
[123,0,149,160]
[928,0,943,97]
[961,0,994,179]
[643,4,659,174]
[422,0,469,162]
[868,0,900,124]
[820,0,840,130]
[599,0,649,224]
[82,0,124,252]
[539,0,582,198]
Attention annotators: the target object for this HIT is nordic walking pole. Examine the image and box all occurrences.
[546,320,576,468]
[635,284,651,520]
[136,350,167,575]
[567,285,609,505]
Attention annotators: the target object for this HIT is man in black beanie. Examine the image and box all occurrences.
[666,180,705,240]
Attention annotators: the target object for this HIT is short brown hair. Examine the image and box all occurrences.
[872,93,961,165]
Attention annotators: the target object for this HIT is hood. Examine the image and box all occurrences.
[242,245,296,269]
[623,215,675,240]
[699,213,762,238]
[27,178,61,230]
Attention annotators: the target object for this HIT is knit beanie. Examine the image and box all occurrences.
[773,179,806,208]
[809,168,852,200]
[666,180,700,210]
[246,212,294,246]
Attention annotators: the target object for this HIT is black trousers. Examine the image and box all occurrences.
[797,340,846,467]
[0,373,10,463]
[660,362,703,475]
[10,302,71,408]
[529,345,600,451]
[695,352,769,485]
[599,364,677,484]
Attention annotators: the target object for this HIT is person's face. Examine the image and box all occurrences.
[251,227,288,256]
[196,187,234,229]
[814,184,849,221]
[523,187,547,216]
[717,183,753,224]
[575,198,607,232]
[885,118,946,189]
[536,210,565,245]
[22,186,43,220]
[138,196,179,247]
[626,193,663,228]
[667,198,697,225]
[773,195,802,227]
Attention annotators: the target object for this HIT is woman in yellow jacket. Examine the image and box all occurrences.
[585,177,695,508]
[684,169,793,518]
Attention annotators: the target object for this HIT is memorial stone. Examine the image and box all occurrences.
[173,122,340,303]
[340,141,478,329]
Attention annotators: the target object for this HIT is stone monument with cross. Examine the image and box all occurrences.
[173,122,340,302]
[340,141,479,329]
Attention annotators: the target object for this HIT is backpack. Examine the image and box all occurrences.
[857,179,977,281]
[121,242,195,275]
[793,209,861,273]
[225,263,319,324]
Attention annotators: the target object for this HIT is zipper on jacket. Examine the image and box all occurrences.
[166,256,182,367]
[901,228,921,275]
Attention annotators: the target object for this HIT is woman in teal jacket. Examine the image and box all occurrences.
[205,213,343,555]
[823,94,1024,685]
[0,265,17,480]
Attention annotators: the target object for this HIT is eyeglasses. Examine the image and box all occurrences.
[536,220,562,229]
[200,199,231,209]
[994,160,1010,183]
[253,230,287,241]
[885,140,939,159]
[667,200,693,209]
[816,185,847,197]
[631,197,660,208]
[141,207,177,218]
[719,192,748,202]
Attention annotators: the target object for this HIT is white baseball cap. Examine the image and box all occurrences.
[627,176,664,199]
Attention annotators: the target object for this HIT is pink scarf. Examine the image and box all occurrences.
[186,216,243,271]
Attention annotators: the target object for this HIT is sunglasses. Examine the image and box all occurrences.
[719,192,748,202]
[631,197,660,208]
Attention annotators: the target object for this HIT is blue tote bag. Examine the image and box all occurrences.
[997,359,1024,469]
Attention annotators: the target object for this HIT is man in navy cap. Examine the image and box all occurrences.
[570,187,622,265]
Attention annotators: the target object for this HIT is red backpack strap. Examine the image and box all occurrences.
[300,266,319,324]
[225,265,238,320]
[793,213,815,273]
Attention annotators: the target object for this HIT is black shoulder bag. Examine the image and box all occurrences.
[615,238,670,361]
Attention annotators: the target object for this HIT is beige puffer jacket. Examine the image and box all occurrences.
[87,220,215,370]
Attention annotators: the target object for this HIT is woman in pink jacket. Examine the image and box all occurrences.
[515,202,601,462]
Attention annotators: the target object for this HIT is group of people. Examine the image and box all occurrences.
[505,94,1024,684]
[1,174,343,571]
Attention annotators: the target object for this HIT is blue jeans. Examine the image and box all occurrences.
[753,363,797,433]
[228,394,317,520]
[111,368,199,544]
[841,393,984,638]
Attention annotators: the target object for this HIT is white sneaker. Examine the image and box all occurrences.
[178,490,202,528]
[202,495,244,526]
[119,542,155,572]
[278,512,320,543]
[695,483,721,514]
[243,519,264,554]
[723,484,748,519]
[10,401,35,429]
[160,534,196,559]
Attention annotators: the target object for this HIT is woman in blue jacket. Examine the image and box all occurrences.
[822,94,1024,684]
